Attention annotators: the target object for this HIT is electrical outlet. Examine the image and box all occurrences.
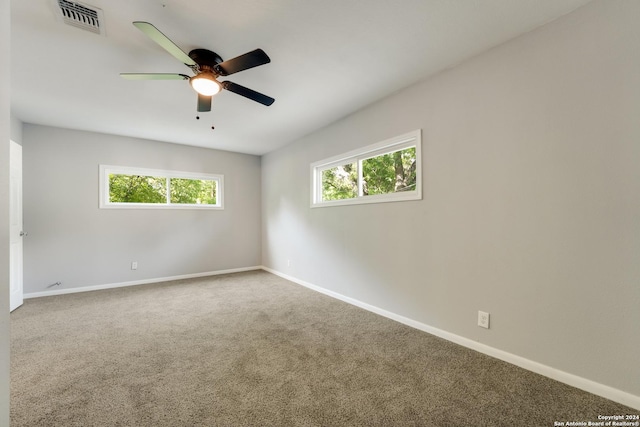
[478,311,490,329]
[131,261,138,270]
[287,259,291,267]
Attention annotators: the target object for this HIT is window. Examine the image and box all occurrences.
[99,165,223,209]
[311,130,421,207]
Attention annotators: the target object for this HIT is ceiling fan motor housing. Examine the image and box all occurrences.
[188,49,223,72]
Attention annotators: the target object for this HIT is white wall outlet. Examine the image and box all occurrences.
[131,261,138,270]
[287,259,291,267]
[478,311,490,329]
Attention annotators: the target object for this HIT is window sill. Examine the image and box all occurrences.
[311,190,421,208]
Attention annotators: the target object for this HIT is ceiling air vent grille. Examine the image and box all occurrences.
[56,0,105,35]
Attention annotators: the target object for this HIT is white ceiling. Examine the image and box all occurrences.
[11,0,593,155]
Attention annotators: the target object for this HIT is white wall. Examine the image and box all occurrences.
[262,0,640,404]
[23,125,261,294]
[0,0,10,422]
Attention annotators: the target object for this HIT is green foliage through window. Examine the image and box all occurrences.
[170,178,217,205]
[102,166,223,208]
[109,174,167,203]
[362,147,416,196]
[321,162,358,201]
[320,147,417,202]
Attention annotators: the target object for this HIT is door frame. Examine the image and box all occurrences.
[10,140,23,312]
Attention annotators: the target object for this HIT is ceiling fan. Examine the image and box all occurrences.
[120,22,275,112]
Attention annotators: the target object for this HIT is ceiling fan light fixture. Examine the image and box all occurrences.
[190,73,221,96]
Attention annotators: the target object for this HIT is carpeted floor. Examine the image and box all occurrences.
[10,271,636,426]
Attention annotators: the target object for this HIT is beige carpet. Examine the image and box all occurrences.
[10,271,635,426]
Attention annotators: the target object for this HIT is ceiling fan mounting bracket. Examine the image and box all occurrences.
[188,49,223,68]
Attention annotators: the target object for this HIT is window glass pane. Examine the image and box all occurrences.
[321,162,358,201]
[109,174,167,203]
[361,146,416,196]
[170,178,217,205]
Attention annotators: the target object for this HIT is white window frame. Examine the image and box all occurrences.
[99,165,224,209]
[311,129,422,208]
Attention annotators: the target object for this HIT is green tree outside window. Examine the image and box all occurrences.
[109,174,217,205]
[321,147,416,201]
[109,174,167,203]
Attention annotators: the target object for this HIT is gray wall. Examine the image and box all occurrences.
[10,113,22,144]
[262,0,640,399]
[0,0,10,422]
[23,125,261,293]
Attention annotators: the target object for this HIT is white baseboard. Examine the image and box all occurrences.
[23,266,262,299]
[261,266,640,411]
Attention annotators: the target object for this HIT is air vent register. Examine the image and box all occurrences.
[55,0,105,36]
